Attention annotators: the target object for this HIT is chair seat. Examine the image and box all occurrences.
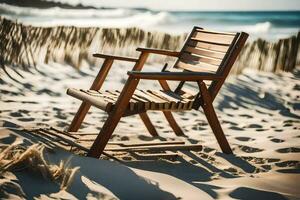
[67,88,196,112]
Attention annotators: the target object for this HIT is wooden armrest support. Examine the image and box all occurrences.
[128,71,223,81]
[136,48,180,57]
[93,53,138,62]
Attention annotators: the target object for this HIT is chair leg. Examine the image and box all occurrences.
[139,113,159,136]
[199,82,232,154]
[87,78,141,158]
[87,51,149,158]
[69,59,114,132]
[163,111,184,136]
[68,102,91,132]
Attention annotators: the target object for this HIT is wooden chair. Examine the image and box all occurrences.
[67,27,248,158]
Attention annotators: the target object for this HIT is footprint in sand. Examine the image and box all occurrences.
[238,145,264,153]
[229,126,244,131]
[238,114,253,118]
[270,138,285,143]
[235,137,255,142]
[10,112,23,117]
[246,124,263,129]
[276,147,300,153]
[18,117,34,122]
[275,160,300,167]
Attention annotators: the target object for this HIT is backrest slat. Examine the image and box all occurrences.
[176,61,219,73]
[191,30,235,45]
[184,46,225,59]
[174,27,241,74]
[180,52,222,66]
[187,40,229,53]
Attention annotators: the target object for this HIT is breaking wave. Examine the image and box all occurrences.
[0,4,175,28]
[244,21,272,33]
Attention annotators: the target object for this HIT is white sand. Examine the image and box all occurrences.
[0,61,299,199]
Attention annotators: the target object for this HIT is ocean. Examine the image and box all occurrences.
[1,3,299,40]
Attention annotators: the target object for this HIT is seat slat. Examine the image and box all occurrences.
[147,90,177,109]
[180,52,222,66]
[184,46,225,60]
[67,89,195,112]
[68,89,113,112]
[134,90,162,110]
[142,90,170,110]
[192,30,235,45]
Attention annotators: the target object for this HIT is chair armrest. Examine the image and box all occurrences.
[136,48,180,57]
[127,71,223,81]
[93,53,138,62]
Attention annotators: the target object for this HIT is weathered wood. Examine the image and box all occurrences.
[209,32,249,101]
[93,53,138,62]
[108,141,185,147]
[158,78,185,136]
[66,26,248,158]
[132,152,179,160]
[176,61,219,73]
[199,81,232,154]
[128,71,223,81]
[67,88,112,111]
[68,59,114,132]
[180,52,222,66]
[192,30,235,45]
[187,40,229,53]
[184,46,225,59]
[39,129,89,152]
[136,48,180,57]
[50,127,78,139]
[105,144,203,152]
[139,112,159,136]
[195,28,236,36]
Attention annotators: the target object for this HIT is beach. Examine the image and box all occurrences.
[1,61,300,199]
[1,1,300,199]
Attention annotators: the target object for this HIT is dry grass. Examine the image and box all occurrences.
[0,142,79,190]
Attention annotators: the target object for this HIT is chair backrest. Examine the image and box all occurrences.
[172,26,248,106]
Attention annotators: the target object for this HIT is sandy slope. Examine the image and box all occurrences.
[0,61,300,199]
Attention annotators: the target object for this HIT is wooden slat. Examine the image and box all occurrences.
[187,40,229,53]
[131,94,151,110]
[67,88,113,112]
[184,46,225,60]
[180,52,222,66]
[132,152,179,160]
[149,90,179,109]
[176,61,219,73]
[134,90,157,110]
[105,144,203,152]
[107,90,136,111]
[143,90,170,110]
[68,58,114,132]
[109,141,185,147]
[87,51,150,158]
[195,28,236,36]
[162,90,192,110]
[192,30,235,45]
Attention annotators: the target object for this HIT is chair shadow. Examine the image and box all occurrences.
[217,75,300,119]
[1,128,178,200]
[123,149,260,199]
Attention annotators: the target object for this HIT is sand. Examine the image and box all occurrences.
[0,61,300,199]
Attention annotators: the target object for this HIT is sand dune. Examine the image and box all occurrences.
[0,61,300,199]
